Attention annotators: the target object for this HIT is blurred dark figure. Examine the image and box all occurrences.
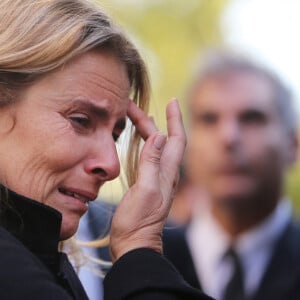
[163,50,300,300]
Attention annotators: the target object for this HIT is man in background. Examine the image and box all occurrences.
[164,50,300,300]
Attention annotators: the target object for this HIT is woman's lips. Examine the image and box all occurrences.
[58,187,97,204]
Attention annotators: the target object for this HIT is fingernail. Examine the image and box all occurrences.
[154,134,166,150]
[170,98,180,109]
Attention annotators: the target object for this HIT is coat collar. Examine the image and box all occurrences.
[0,187,62,254]
[0,187,89,299]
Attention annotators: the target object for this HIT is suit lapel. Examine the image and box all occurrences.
[251,222,300,300]
[163,226,202,290]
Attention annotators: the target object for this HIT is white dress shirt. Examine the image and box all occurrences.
[186,199,292,300]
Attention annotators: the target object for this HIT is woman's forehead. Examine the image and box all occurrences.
[22,51,130,110]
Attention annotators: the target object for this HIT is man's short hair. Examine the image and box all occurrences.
[188,49,297,133]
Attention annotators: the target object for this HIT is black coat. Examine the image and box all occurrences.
[0,189,213,300]
[163,222,300,300]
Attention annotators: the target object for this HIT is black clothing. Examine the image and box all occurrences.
[163,224,300,300]
[0,189,213,299]
[222,247,246,300]
[0,189,88,300]
[163,227,200,290]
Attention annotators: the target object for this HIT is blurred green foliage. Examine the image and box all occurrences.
[97,0,231,202]
[286,162,300,217]
[99,0,229,129]
[97,1,300,215]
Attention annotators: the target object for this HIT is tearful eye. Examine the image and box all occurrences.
[69,113,90,128]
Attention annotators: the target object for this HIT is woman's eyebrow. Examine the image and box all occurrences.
[71,99,127,128]
[72,99,110,117]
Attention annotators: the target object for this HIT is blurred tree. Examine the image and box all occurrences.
[97,0,231,202]
[96,1,300,216]
[286,161,300,216]
[100,0,230,129]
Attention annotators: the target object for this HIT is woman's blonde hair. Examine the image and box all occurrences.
[0,0,150,186]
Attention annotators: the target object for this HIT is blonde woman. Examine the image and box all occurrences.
[0,0,213,299]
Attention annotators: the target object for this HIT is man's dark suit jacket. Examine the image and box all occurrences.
[163,221,300,300]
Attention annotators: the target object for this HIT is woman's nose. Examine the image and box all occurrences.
[84,138,120,181]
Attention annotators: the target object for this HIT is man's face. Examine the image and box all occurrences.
[186,71,296,209]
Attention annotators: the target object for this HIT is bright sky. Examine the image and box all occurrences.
[223,0,300,112]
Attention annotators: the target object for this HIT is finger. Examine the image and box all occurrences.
[166,98,186,142]
[137,131,167,189]
[160,99,186,189]
[127,100,158,140]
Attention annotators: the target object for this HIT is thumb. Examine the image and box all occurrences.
[137,132,167,188]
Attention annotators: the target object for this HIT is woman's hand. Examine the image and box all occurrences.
[109,99,186,262]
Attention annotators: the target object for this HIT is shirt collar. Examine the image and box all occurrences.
[235,199,292,260]
[189,198,291,260]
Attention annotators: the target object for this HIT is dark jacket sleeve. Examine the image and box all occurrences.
[0,228,73,300]
[104,248,214,300]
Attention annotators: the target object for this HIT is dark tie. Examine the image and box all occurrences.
[222,247,246,300]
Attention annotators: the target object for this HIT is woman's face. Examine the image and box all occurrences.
[0,50,130,240]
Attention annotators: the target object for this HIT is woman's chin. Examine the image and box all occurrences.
[59,217,80,240]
